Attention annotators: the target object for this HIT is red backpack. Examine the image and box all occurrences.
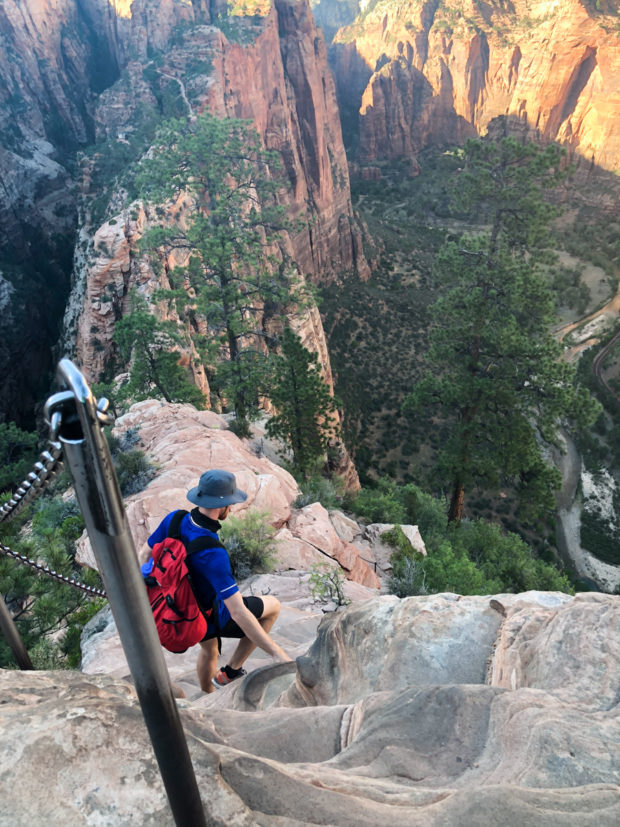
[143,510,219,653]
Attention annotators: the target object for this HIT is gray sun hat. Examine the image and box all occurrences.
[187,469,248,509]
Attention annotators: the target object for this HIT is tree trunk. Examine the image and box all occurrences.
[147,353,172,403]
[448,480,465,525]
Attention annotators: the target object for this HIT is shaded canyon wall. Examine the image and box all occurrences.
[0,0,127,424]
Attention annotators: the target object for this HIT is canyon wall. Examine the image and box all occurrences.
[320,0,620,171]
[65,0,365,484]
[70,0,368,374]
[0,0,127,424]
[0,0,367,435]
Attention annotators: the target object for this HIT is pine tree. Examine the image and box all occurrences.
[266,328,338,475]
[134,113,307,428]
[0,495,104,669]
[114,292,205,408]
[404,138,599,525]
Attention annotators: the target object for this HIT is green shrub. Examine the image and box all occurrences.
[451,520,573,593]
[371,484,574,598]
[380,525,412,555]
[113,449,156,496]
[0,422,39,494]
[220,510,275,579]
[421,539,502,595]
[295,473,345,510]
[389,554,428,597]
[227,417,253,439]
[60,599,106,668]
[308,562,350,606]
[384,524,500,596]
[28,638,66,670]
[105,427,155,496]
[349,478,448,534]
[349,478,408,523]
[32,497,82,538]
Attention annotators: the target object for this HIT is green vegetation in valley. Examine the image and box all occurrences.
[403,139,599,525]
[348,478,574,596]
[580,509,620,566]
[323,138,616,570]
[322,151,463,484]
[574,333,620,567]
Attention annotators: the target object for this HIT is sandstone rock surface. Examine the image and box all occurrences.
[1,590,618,825]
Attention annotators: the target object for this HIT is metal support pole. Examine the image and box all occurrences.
[44,359,206,827]
[0,595,33,670]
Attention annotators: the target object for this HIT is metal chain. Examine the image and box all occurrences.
[0,541,107,599]
[0,425,107,598]
[0,442,64,524]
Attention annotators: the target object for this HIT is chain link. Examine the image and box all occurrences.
[0,541,107,599]
[0,442,64,524]
[0,387,116,600]
[0,436,107,598]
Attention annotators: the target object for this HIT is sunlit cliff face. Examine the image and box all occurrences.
[108,0,132,18]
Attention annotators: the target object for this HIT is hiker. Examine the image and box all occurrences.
[139,469,292,692]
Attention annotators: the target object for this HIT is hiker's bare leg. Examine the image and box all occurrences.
[227,595,281,670]
[197,638,219,693]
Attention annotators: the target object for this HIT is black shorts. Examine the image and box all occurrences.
[204,595,264,640]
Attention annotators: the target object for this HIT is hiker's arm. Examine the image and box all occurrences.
[223,592,292,662]
[138,541,152,566]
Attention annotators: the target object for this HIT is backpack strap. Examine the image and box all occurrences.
[168,509,221,556]
[186,534,222,556]
[167,509,189,540]
[182,527,224,653]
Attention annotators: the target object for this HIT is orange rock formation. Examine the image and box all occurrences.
[329,0,620,171]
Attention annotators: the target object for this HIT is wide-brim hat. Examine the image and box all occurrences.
[187,469,248,509]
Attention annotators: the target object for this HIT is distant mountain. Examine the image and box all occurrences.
[313,0,620,170]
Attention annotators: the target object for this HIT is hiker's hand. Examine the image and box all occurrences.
[272,646,293,663]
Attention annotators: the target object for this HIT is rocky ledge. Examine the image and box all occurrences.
[0,590,618,824]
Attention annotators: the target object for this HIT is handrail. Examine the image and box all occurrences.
[44,359,207,827]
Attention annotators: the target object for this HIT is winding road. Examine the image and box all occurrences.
[592,330,620,404]
[553,282,620,590]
